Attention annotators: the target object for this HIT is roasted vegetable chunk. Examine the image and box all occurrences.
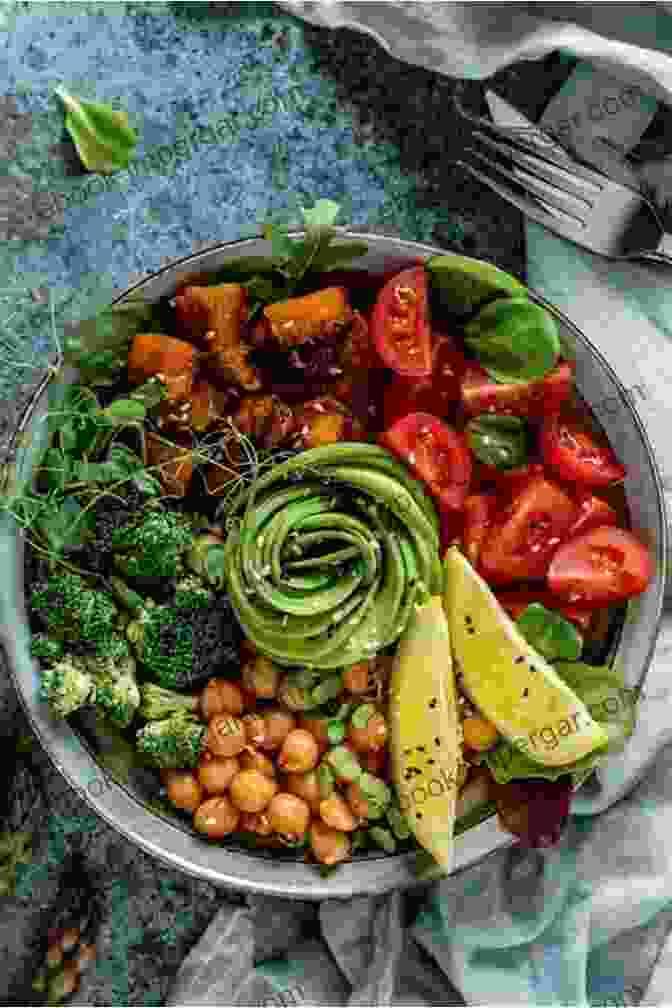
[127,333,197,404]
[257,287,352,347]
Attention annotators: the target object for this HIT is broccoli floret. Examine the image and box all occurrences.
[30,634,65,664]
[92,660,141,728]
[126,593,240,689]
[30,572,118,648]
[135,712,206,769]
[138,683,200,721]
[39,658,96,718]
[173,575,213,609]
[112,508,192,581]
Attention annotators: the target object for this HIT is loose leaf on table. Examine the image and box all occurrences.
[482,661,637,784]
[55,86,138,174]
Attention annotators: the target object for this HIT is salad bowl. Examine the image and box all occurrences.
[0,231,667,899]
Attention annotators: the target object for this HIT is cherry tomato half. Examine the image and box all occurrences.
[474,461,545,499]
[495,589,593,632]
[371,267,432,378]
[461,361,573,420]
[380,412,472,512]
[540,408,626,488]
[547,526,653,605]
[382,335,467,428]
[568,492,619,538]
[479,477,578,584]
[461,493,495,568]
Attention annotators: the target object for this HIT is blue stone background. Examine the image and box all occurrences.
[1,2,628,1004]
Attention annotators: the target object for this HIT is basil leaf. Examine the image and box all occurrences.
[351,703,375,730]
[40,448,71,494]
[386,804,411,840]
[36,496,94,553]
[327,720,345,745]
[466,414,529,470]
[55,86,138,174]
[516,603,583,662]
[325,745,361,783]
[310,674,343,707]
[464,297,560,384]
[318,763,335,799]
[128,377,168,411]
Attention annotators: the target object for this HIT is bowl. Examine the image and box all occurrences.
[1,233,667,899]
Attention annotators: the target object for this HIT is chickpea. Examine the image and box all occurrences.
[194,795,240,838]
[462,716,499,752]
[345,781,373,820]
[200,679,245,720]
[284,770,322,814]
[267,793,311,840]
[243,712,267,748]
[277,729,320,773]
[297,715,330,755]
[229,769,278,813]
[197,753,240,794]
[348,711,388,753]
[343,660,373,694]
[239,747,276,778]
[165,770,203,813]
[319,793,357,832]
[207,715,246,758]
[241,656,280,699]
[309,820,351,866]
[239,811,273,836]
[262,708,296,751]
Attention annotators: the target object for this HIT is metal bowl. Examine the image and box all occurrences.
[1,234,667,899]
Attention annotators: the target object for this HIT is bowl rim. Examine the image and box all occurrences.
[3,231,667,899]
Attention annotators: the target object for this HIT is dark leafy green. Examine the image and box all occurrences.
[464,296,561,384]
[466,414,529,470]
[516,603,583,662]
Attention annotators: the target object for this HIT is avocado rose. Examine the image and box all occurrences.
[222,444,442,668]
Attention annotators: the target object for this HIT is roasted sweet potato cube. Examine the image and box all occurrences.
[146,432,194,497]
[190,379,232,433]
[174,283,261,391]
[260,287,351,347]
[127,333,196,404]
[294,397,365,449]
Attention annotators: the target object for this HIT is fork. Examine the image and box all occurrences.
[454,109,672,267]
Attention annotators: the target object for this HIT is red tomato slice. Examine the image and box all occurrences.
[461,361,573,420]
[371,267,432,378]
[540,408,626,488]
[547,526,653,605]
[479,477,578,584]
[380,412,472,511]
[382,336,467,428]
[474,461,545,499]
[568,492,619,538]
[495,589,593,631]
[461,493,495,568]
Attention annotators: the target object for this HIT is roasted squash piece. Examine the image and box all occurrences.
[128,333,197,404]
[174,283,261,391]
[258,287,352,347]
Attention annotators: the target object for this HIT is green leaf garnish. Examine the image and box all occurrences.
[55,86,138,174]
[326,720,345,745]
[466,414,529,470]
[516,603,583,662]
[64,298,158,386]
[464,296,560,384]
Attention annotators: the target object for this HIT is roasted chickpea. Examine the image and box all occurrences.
[267,793,311,840]
[309,820,351,865]
[348,710,388,752]
[297,715,330,755]
[239,747,276,778]
[241,656,280,700]
[342,660,373,694]
[239,811,273,836]
[284,770,322,814]
[243,712,267,747]
[319,793,357,832]
[197,753,240,794]
[262,708,296,750]
[361,747,387,776]
[165,770,203,813]
[229,769,278,813]
[193,796,240,838]
[277,729,320,773]
[200,679,245,720]
[345,781,373,820]
[207,715,246,758]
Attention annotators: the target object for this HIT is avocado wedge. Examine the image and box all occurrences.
[443,547,609,768]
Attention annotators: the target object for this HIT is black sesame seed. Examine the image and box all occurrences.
[465,615,473,624]
[428,698,437,709]
[416,745,426,753]
[403,748,413,756]
[414,768,422,776]
[434,737,441,746]
[427,758,435,765]
[515,656,525,664]
[522,688,529,698]
[416,812,423,820]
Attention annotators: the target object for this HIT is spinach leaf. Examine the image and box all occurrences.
[55,86,138,174]
[516,603,583,661]
[464,296,561,384]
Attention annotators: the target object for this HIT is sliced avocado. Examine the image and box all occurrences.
[389,595,462,871]
[426,254,526,319]
[443,547,609,768]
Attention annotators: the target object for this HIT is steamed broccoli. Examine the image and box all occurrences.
[138,683,200,722]
[173,575,213,609]
[81,635,140,728]
[111,507,192,581]
[30,572,118,648]
[39,658,96,717]
[30,634,65,664]
[126,591,240,689]
[135,712,206,769]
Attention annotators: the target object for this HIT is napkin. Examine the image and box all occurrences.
[167,5,672,1007]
